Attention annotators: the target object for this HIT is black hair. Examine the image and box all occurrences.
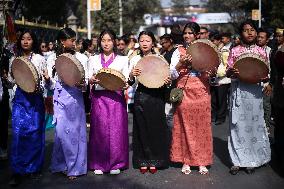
[55,27,76,56]
[200,27,208,32]
[170,24,184,45]
[137,31,157,56]
[118,34,130,45]
[80,39,92,53]
[211,33,222,41]
[239,20,258,35]
[239,20,258,44]
[98,29,119,54]
[183,22,200,35]
[221,32,232,39]
[16,29,40,57]
[160,34,173,41]
[258,28,269,39]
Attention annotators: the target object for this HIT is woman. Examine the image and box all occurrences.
[49,28,87,180]
[226,20,271,175]
[170,22,213,175]
[130,31,171,174]
[9,30,50,186]
[88,29,129,175]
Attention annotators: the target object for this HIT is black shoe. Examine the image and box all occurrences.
[245,167,255,174]
[229,166,240,175]
[9,174,21,187]
[215,119,225,125]
[29,172,42,180]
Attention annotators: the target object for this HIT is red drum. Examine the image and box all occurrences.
[11,57,40,93]
[96,68,126,91]
[135,55,170,88]
[233,53,269,84]
[55,53,85,87]
[186,39,220,72]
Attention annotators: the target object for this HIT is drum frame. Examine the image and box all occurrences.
[11,57,40,93]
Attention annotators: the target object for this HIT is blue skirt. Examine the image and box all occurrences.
[11,87,45,174]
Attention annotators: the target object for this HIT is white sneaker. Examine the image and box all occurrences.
[110,169,120,175]
[94,170,103,175]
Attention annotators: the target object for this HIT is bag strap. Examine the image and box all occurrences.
[180,73,190,90]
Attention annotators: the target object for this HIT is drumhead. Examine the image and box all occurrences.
[186,39,220,72]
[233,53,269,84]
[55,53,85,87]
[12,57,39,93]
[136,55,169,88]
[96,68,126,91]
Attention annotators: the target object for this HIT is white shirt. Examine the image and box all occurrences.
[88,54,129,90]
[170,48,182,80]
[75,52,89,84]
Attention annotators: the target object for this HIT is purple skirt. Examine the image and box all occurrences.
[88,90,129,172]
[50,82,87,176]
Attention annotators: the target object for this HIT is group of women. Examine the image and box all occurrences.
[6,19,271,186]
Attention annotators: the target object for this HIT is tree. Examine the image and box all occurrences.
[122,0,162,34]
[86,0,162,35]
[207,0,284,29]
[14,0,80,25]
[171,0,189,15]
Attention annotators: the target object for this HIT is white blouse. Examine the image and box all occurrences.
[169,48,181,80]
[88,54,129,90]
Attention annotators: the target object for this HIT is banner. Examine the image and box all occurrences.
[89,0,101,11]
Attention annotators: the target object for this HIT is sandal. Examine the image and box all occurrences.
[229,166,240,175]
[199,166,209,175]
[181,164,191,175]
[94,170,104,175]
[68,176,77,180]
[149,167,157,174]
[245,167,255,174]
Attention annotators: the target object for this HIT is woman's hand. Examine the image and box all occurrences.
[130,67,141,78]
[263,84,272,96]
[205,67,217,78]
[226,67,239,79]
[89,74,100,85]
[164,76,172,85]
[175,54,192,71]
[42,68,50,82]
[123,82,129,90]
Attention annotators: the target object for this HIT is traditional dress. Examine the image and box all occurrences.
[49,53,87,177]
[88,53,129,172]
[10,53,47,174]
[170,47,213,166]
[130,54,169,169]
[227,45,271,168]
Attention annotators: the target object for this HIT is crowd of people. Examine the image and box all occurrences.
[0,19,284,187]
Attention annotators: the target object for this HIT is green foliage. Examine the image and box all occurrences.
[18,0,79,25]
[122,0,161,34]
[207,0,284,28]
[171,0,188,15]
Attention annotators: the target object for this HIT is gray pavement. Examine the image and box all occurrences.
[0,113,284,189]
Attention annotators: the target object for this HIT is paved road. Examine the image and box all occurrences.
[0,113,284,189]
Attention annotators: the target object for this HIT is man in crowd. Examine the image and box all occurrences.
[257,28,273,130]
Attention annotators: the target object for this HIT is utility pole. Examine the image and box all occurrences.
[119,0,123,36]
[259,0,261,28]
[87,0,91,39]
